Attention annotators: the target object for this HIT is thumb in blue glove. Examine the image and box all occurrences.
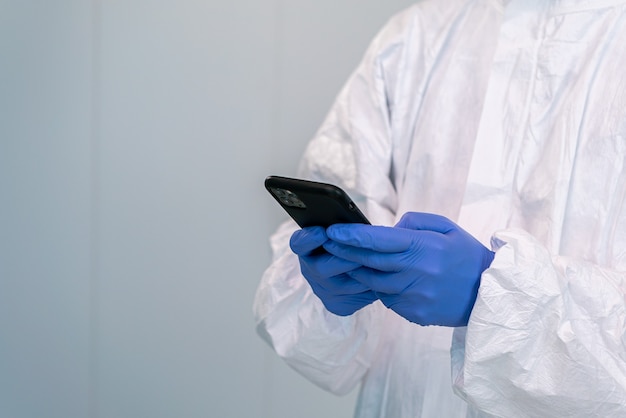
[322,212,494,327]
[290,226,379,316]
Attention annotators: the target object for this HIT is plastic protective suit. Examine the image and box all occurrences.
[254,0,626,416]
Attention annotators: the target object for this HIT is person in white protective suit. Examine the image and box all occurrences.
[254,0,626,416]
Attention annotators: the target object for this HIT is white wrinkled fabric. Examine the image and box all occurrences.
[253,0,626,416]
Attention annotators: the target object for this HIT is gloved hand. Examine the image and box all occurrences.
[290,226,379,316]
[322,212,495,327]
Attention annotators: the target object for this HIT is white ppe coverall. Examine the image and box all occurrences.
[254,0,626,416]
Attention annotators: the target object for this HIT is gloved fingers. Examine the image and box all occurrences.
[290,226,328,255]
[321,274,372,295]
[307,280,379,316]
[323,238,441,272]
[382,291,470,327]
[321,290,379,316]
[347,267,419,294]
[300,266,371,295]
[376,293,433,326]
[394,212,456,233]
[299,252,362,278]
[326,223,415,252]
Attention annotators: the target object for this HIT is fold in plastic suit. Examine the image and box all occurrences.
[254,0,626,416]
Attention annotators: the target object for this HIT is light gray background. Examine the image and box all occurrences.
[0,1,415,417]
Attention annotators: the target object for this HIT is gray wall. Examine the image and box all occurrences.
[0,1,415,417]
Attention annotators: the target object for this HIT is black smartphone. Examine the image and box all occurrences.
[265,175,370,228]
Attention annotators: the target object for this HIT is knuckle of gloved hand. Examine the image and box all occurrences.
[323,299,352,316]
[433,213,453,225]
[411,304,436,326]
[418,253,445,278]
[289,233,308,254]
[425,213,456,231]
[400,212,415,221]
[387,300,429,326]
[396,212,414,227]
[290,227,325,254]
[356,228,376,249]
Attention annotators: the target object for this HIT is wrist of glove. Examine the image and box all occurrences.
[321,212,494,327]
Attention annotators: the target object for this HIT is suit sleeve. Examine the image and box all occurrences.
[452,228,626,417]
[252,14,406,395]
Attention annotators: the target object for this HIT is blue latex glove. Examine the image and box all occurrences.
[322,212,495,327]
[290,226,379,316]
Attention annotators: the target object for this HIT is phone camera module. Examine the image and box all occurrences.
[271,188,307,209]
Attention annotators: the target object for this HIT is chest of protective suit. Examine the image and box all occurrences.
[388,3,626,268]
